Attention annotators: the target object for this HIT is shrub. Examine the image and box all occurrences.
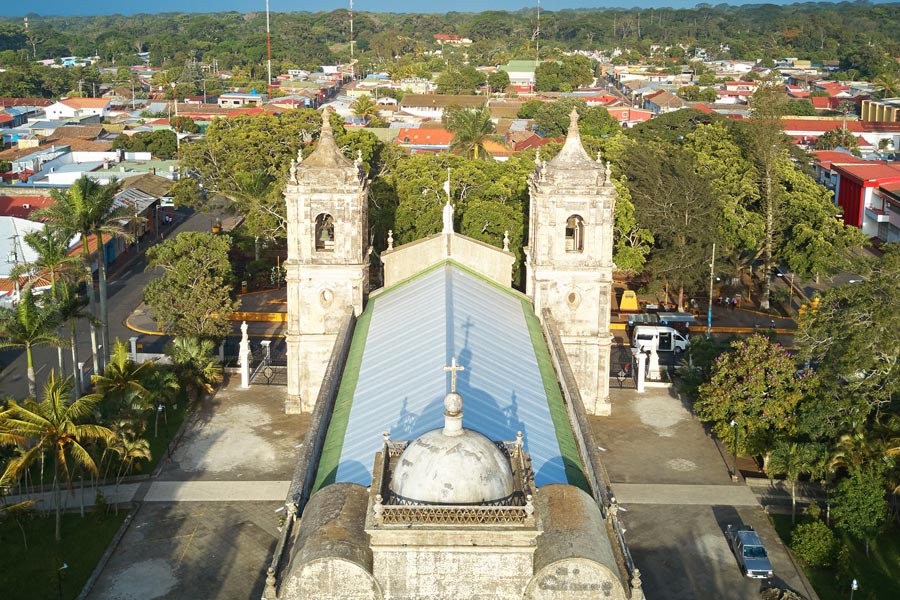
[791,519,838,567]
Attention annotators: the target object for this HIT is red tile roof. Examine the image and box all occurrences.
[0,98,53,107]
[813,150,872,169]
[395,128,455,146]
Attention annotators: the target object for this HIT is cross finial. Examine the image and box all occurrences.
[443,357,465,393]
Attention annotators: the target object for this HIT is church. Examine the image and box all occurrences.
[261,110,642,600]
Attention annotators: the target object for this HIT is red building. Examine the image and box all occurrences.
[833,162,900,238]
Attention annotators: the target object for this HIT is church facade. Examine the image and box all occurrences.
[266,109,637,599]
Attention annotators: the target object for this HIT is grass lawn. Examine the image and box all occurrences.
[770,514,900,600]
[0,510,127,600]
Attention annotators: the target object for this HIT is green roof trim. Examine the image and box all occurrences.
[520,297,591,493]
[312,298,376,491]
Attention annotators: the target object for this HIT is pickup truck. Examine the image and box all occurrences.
[726,525,774,579]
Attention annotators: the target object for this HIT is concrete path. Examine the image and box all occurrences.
[612,483,760,506]
[142,481,290,502]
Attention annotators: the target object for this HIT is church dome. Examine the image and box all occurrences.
[390,388,514,505]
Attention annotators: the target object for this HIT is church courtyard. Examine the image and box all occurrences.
[594,385,816,600]
[78,376,818,600]
[84,379,307,600]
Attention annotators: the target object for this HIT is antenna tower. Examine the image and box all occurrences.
[350,0,355,80]
[265,0,273,89]
[536,0,541,62]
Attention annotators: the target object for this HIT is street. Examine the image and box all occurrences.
[0,207,213,401]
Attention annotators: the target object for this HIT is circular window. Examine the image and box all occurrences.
[567,291,580,308]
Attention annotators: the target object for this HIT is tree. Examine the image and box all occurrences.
[36,176,132,371]
[696,335,816,469]
[443,105,496,160]
[742,77,788,310]
[487,70,510,94]
[172,116,200,134]
[141,368,179,438]
[143,232,238,341]
[0,372,114,541]
[517,99,543,119]
[351,95,379,124]
[797,246,900,417]
[178,110,321,238]
[0,288,66,398]
[784,99,817,116]
[435,66,486,95]
[165,337,223,403]
[535,98,619,138]
[619,140,717,307]
[873,70,900,99]
[14,226,83,374]
[112,129,178,159]
[831,469,889,557]
[767,440,828,523]
[791,520,838,567]
[88,338,151,421]
[814,127,861,156]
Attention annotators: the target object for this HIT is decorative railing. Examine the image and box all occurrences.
[374,495,535,526]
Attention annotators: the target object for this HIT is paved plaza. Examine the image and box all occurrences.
[593,384,817,600]
[85,379,304,600]
[80,371,818,600]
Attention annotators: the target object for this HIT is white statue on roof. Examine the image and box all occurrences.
[442,199,455,234]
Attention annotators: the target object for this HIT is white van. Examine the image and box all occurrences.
[631,325,689,353]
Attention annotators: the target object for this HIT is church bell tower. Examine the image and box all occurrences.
[526,109,616,416]
[283,111,368,413]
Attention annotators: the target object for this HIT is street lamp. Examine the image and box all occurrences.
[57,563,68,600]
[776,271,795,314]
[850,579,858,600]
[730,419,739,482]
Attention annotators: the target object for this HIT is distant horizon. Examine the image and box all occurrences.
[1,0,897,18]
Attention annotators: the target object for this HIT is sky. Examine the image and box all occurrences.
[1,1,887,18]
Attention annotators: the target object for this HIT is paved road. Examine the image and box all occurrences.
[0,208,214,400]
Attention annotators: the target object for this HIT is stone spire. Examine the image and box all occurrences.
[300,108,353,169]
[546,107,598,170]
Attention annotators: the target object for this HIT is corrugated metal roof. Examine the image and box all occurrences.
[315,261,585,490]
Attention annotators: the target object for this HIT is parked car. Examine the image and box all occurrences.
[726,525,774,579]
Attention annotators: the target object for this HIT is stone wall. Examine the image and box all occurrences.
[380,232,514,290]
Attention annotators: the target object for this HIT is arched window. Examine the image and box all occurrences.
[565,215,584,253]
[315,213,335,252]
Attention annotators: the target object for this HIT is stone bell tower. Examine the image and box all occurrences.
[525,109,616,416]
[284,111,368,413]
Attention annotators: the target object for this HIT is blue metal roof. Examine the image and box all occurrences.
[316,261,585,490]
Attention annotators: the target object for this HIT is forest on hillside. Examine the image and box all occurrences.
[1,3,899,80]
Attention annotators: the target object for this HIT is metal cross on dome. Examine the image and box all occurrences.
[443,357,465,393]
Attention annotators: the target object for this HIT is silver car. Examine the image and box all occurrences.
[726,525,774,579]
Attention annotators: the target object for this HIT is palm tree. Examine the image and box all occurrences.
[36,176,134,372]
[443,105,496,160]
[873,70,900,99]
[352,95,378,124]
[88,338,150,421]
[165,337,223,402]
[0,371,114,540]
[141,368,179,437]
[766,440,827,523]
[57,280,94,398]
[0,288,67,397]
[14,227,83,373]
